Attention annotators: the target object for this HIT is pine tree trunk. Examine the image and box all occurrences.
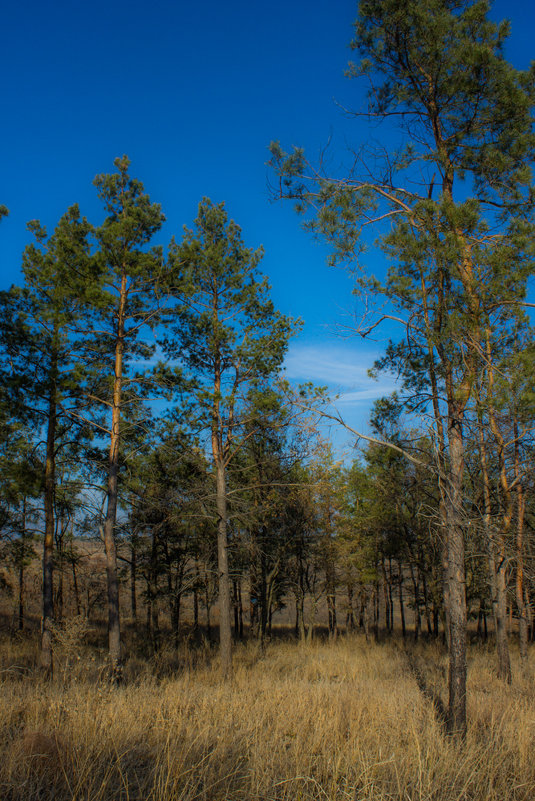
[388,559,395,634]
[296,588,306,641]
[514,422,529,673]
[151,601,160,653]
[102,270,127,680]
[40,357,57,676]
[260,549,267,644]
[205,587,212,642]
[146,581,152,638]
[494,549,511,682]
[211,335,232,677]
[398,560,406,639]
[363,591,370,642]
[193,561,200,639]
[18,497,26,631]
[326,559,337,638]
[444,415,467,736]
[72,554,81,617]
[422,569,432,636]
[130,536,137,622]
[56,514,64,623]
[103,444,122,675]
[484,335,512,682]
[373,582,380,642]
[238,580,244,639]
[265,563,279,641]
[150,532,160,652]
[381,559,390,635]
[408,561,420,642]
[172,592,181,649]
[233,579,239,638]
[346,583,355,632]
[215,456,232,678]
[477,599,487,641]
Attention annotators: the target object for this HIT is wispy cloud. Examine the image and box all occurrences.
[283,344,398,404]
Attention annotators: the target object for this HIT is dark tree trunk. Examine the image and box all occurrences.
[388,559,395,634]
[145,578,152,638]
[492,546,512,683]
[205,582,212,642]
[408,561,421,642]
[444,415,467,736]
[296,589,306,641]
[151,601,160,653]
[130,537,137,622]
[363,591,370,642]
[237,580,243,638]
[215,456,232,677]
[373,582,380,642]
[346,583,355,632]
[70,533,81,617]
[40,357,57,676]
[477,599,487,641]
[55,514,65,623]
[149,534,160,653]
[514,422,529,673]
[381,559,390,635]
[193,563,200,638]
[260,549,267,643]
[18,497,26,631]
[233,579,241,639]
[172,592,181,648]
[479,403,511,684]
[398,561,406,640]
[326,559,337,638]
[421,569,432,636]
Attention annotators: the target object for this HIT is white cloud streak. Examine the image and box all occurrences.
[283,344,399,405]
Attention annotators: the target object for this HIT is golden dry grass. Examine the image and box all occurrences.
[1,635,534,800]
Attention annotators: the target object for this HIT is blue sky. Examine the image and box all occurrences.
[1,0,533,453]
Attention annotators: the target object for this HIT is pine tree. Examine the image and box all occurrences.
[0,205,93,672]
[90,156,166,678]
[164,199,298,677]
[269,0,535,734]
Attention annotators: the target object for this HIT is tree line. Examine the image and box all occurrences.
[0,165,304,681]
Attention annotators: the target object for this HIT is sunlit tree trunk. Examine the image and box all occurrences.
[40,346,57,676]
[102,270,127,679]
[444,409,467,735]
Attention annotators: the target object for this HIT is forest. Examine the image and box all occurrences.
[2,1,535,799]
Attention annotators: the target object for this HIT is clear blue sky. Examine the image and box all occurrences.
[1,0,533,453]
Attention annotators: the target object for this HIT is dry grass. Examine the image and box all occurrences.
[1,634,534,800]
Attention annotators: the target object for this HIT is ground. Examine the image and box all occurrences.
[1,632,534,801]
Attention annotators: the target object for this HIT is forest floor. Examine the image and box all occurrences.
[1,631,535,801]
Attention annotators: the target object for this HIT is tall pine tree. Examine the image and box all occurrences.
[91,156,166,678]
[164,199,298,677]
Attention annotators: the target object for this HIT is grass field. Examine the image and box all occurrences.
[1,632,534,801]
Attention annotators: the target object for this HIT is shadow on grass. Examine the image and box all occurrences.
[404,646,448,731]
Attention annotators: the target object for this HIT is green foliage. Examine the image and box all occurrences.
[90,155,167,363]
[164,198,300,455]
[81,156,174,456]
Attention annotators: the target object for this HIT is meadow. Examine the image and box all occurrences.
[1,629,534,801]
